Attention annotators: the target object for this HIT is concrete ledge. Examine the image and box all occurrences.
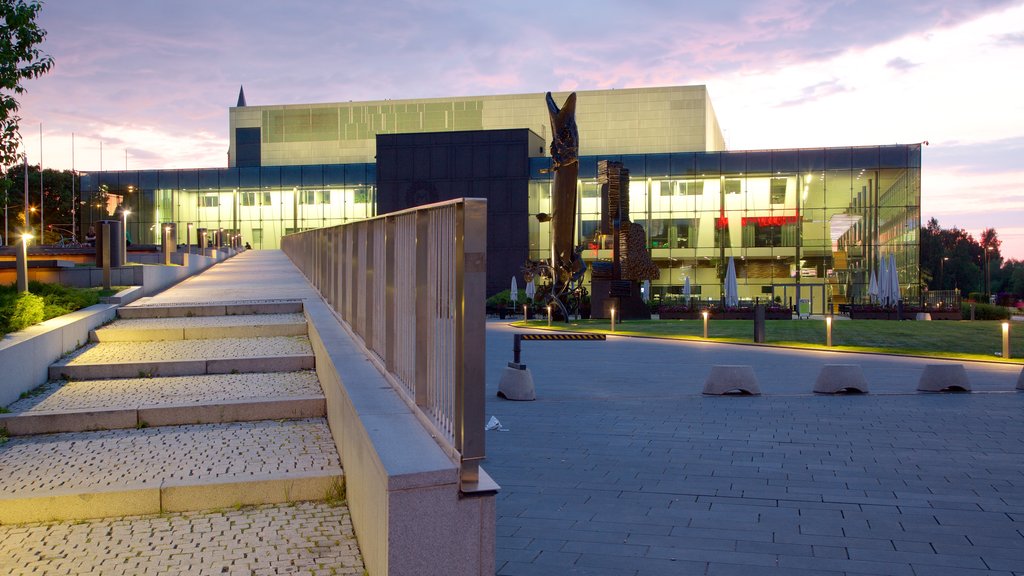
[118,304,227,319]
[100,285,145,305]
[91,327,186,342]
[0,483,160,525]
[0,408,137,435]
[813,364,869,394]
[0,303,118,406]
[183,323,308,340]
[139,397,326,427]
[118,300,303,319]
[160,471,343,513]
[703,365,761,395]
[1,397,325,435]
[302,296,495,576]
[918,364,972,392]
[90,322,307,342]
[49,355,314,380]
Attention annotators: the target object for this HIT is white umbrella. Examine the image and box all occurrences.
[878,257,889,306]
[641,279,650,303]
[868,269,879,303]
[525,279,535,301]
[683,276,691,300]
[510,276,518,305]
[724,257,739,308]
[889,253,900,304]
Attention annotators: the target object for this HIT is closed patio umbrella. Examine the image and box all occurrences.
[683,276,691,300]
[878,257,889,306]
[868,269,879,303]
[724,257,739,308]
[525,279,535,301]
[889,253,900,304]
[642,279,650,302]
[510,276,518,305]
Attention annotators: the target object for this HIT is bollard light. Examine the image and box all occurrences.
[702,310,709,339]
[16,232,33,293]
[122,209,131,265]
[826,316,833,347]
[163,226,172,266]
[1003,322,1010,359]
[547,305,552,327]
[523,304,528,322]
[611,308,616,332]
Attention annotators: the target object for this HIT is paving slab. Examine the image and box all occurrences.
[485,321,1024,576]
[0,502,364,575]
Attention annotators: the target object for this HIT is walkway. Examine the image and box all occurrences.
[484,321,1024,575]
[0,251,365,576]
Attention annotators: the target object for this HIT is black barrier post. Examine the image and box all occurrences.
[754,303,766,343]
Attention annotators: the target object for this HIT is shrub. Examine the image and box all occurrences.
[8,292,44,332]
[961,302,1010,320]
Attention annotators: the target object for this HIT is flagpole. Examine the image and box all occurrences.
[71,133,76,240]
[39,123,43,242]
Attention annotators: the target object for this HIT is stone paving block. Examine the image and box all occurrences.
[183,322,307,340]
[118,304,228,319]
[90,327,185,342]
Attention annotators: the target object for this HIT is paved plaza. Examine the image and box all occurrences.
[484,321,1024,575]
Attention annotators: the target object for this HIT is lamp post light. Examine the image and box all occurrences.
[985,245,994,300]
[702,309,709,339]
[122,208,131,265]
[16,232,33,292]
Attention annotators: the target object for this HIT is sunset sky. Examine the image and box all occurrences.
[16,0,1024,257]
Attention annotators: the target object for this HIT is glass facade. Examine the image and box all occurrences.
[79,164,376,250]
[529,145,921,314]
[79,144,919,316]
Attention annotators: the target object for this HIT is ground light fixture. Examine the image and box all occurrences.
[547,305,551,327]
[610,308,616,332]
[702,310,709,338]
[1003,322,1010,359]
[122,209,131,263]
[826,316,833,347]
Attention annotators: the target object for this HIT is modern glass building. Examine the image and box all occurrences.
[78,86,921,314]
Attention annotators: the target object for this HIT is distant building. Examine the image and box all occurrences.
[80,85,920,313]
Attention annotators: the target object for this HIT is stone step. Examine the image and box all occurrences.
[117,299,303,319]
[49,336,315,380]
[91,313,308,342]
[0,418,342,524]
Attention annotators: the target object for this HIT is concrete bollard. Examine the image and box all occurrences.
[497,362,536,401]
[1016,366,1023,391]
[703,365,760,395]
[917,364,971,392]
[814,364,869,394]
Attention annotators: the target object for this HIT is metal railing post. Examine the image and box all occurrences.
[455,199,487,483]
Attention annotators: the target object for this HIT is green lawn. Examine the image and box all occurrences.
[514,318,1024,363]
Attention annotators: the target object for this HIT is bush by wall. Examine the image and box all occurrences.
[961,302,1010,320]
[0,282,102,335]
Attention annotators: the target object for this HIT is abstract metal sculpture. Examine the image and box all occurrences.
[523,92,587,320]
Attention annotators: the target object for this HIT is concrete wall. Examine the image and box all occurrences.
[0,251,232,294]
[302,297,495,576]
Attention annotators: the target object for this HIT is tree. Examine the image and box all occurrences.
[0,0,53,169]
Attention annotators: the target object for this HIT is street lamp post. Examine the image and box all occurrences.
[122,208,131,265]
[985,245,994,300]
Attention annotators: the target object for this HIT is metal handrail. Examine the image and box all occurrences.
[281,198,487,487]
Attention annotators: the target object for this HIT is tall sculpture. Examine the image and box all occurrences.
[547,91,580,293]
[521,92,587,320]
[589,160,658,319]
